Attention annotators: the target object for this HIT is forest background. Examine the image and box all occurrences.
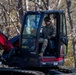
[0,0,76,68]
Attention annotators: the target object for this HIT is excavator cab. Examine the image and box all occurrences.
[19,10,68,67]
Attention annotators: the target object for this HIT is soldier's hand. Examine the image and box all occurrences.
[48,36,51,39]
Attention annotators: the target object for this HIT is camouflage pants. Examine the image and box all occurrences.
[41,39,48,53]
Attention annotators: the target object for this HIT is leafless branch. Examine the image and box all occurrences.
[0,2,20,34]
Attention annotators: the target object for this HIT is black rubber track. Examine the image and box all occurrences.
[0,68,45,75]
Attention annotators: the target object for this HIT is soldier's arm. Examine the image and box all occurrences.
[49,26,56,38]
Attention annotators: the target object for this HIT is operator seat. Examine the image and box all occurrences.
[44,37,56,56]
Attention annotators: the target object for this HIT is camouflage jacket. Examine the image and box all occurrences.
[42,25,56,38]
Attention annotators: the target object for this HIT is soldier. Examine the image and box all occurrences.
[39,16,56,57]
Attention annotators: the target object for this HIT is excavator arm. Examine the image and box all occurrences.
[0,31,13,51]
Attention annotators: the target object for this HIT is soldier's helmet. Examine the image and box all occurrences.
[44,16,51,21]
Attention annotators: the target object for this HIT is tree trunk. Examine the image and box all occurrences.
[18,0,24,24]
[66,0,76,68]
[26,0,29,11]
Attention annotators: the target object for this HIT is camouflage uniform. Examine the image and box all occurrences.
[40,24,56,56]
[42,25,56,38]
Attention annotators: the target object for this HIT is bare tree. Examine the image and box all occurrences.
[66,0,76,68]
[0,1,20,38]
[18,0,24,23]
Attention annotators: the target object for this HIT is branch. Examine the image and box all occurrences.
[51,0,59,9]
[0,2,20,34]
[30,0,46,10]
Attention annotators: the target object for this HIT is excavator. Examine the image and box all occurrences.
[0,10,75,75]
